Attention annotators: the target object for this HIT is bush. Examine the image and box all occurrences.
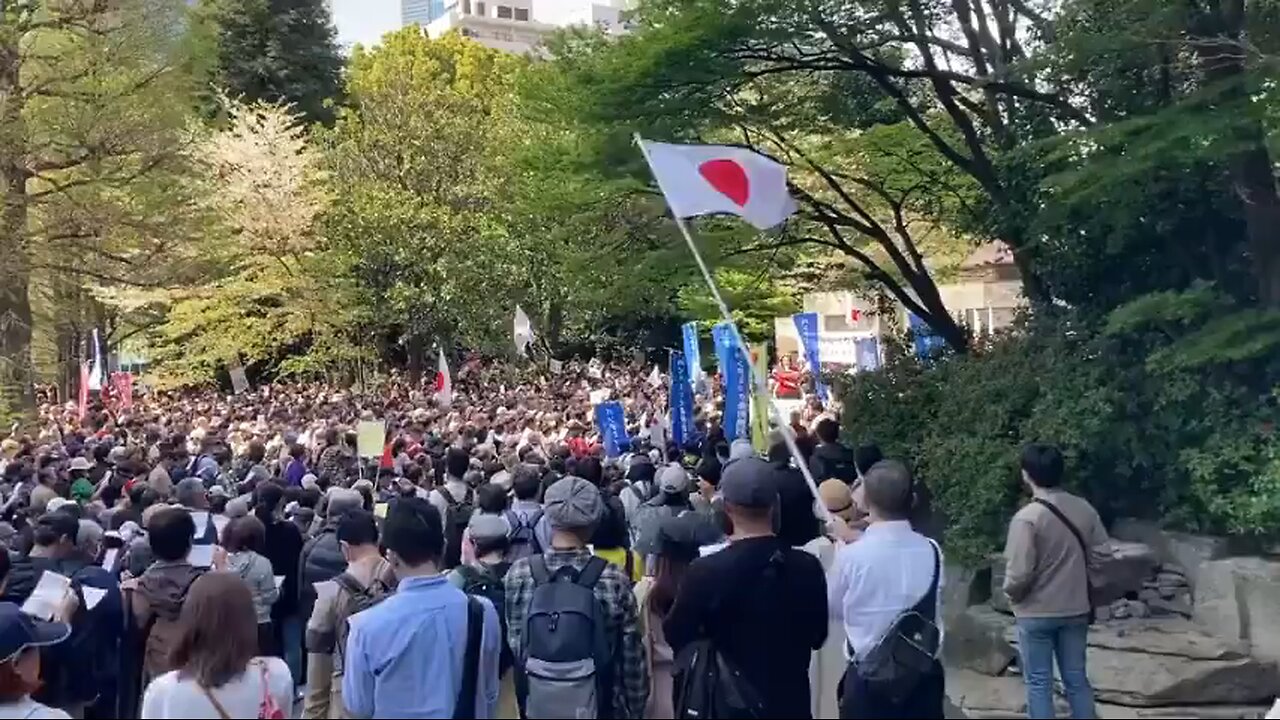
[840,302,1280,568]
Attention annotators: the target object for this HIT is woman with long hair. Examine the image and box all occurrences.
[139,572,292,719]
[632,514,703,720]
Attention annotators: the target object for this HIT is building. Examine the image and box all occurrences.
[773,241,1027,367]
[404,0,634,54]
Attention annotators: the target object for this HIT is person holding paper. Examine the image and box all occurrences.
[0,602,74,720]
[219,516,279,656]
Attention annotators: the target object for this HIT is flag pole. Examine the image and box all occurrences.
[633,133,834,525]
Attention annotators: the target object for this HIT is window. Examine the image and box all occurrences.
[475,1,486,16]
[514,7,528,20]
[462,0,471,12]
[496,5,512,18]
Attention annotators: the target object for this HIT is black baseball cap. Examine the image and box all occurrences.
[720,457,778,509]
[0,602,69,663]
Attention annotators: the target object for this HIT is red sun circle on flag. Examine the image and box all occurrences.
[698,158,750,207]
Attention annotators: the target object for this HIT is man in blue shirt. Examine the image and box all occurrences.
[342,497,501,719]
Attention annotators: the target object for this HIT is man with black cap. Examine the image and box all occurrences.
[503,476,648,719]
[663,456,828,718]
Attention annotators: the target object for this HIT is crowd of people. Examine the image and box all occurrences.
[0,357,1108,720]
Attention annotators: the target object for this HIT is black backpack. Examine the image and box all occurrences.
[505,509,543,561]
[457,561,513,673]
[855,542,941,697]
[671,551,780,720]
[517,556,612,719]
[440,486,474,570]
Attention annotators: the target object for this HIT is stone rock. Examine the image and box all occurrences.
[947,669,1270,719]
[944,606,1017,676]
[1140,588,1161,602]
[943,560,992,626]
[998,619,1277,707]
[1096,541,1160,604]
[1195,557,1280,663]
[1149,597,1194,618]
[1129,600,1151,618]
[1111,519,1234,590]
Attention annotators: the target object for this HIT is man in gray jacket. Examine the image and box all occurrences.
[1003,444,1107,720]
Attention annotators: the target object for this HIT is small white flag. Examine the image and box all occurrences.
[435,348,453,407]
[647,364,662,388]
[638,139,798,230]
[549,359,563,374]
[87,329,104,391]
[514,306,533,356]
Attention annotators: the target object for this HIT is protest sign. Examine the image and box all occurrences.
[357,420,386,459]
[723,347,750,440]
[793,312,827,401]
[681,322,701,386]
[594,401,628,458]
[669,351,694,446]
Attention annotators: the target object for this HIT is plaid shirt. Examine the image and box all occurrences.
[504,547,648,719]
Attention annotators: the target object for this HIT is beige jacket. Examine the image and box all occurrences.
[302,555,389,720]
[1003,489,1108,618]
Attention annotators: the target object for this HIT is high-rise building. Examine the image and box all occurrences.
[402,0,448,28]
[406,0,635,55]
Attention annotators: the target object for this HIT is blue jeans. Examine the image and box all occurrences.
[1016,615,1097,719]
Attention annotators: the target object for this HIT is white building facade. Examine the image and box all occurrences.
[405,0,635,54]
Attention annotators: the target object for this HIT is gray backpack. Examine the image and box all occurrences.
[518,556,612,719]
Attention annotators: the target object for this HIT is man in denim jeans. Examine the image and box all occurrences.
[1003,444,1107,719]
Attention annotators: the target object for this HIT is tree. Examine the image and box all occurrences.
[197,0,344,125]
[106,96,352,385]
[0,0,207,417]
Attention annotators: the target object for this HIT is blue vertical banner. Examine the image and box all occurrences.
[722,346,751,440]
[669,351,694,447]
[855,338,881,372]
[713,321,737,377]
[908,313,947,359]
[681,322,702,387]
[792,312,828,401]
[594,401,628,458]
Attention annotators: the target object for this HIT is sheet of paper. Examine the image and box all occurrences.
[22,571,71,621]
[211,514,230,539]
[699,542,729,558]
[82,586,107,611]
[314,580,339,604]
[187,544,215,568]
[374,503,388,519]
[100,548,118,572]
[189,511,210,533]
[356,420,386,459]
[274,575,285,590]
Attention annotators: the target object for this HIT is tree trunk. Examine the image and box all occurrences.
[0,36,34,418]
[1189,0,1280,305]
[406,332,424,387]
[545,299,564,353]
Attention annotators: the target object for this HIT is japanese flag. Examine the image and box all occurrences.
[639,139,798,230]
[435,348,452,407]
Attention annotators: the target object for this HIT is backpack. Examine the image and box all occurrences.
[671,551,782,720]
[855,542,941,698]
[517,556,612,719]
[440,487,475,570]
[458,562,513,674]
[506,509,543,561]
[332,564,394,676]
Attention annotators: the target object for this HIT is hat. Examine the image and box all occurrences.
[45,497,73,515]
[467,513,511,541]
[208,485,229,499]
[70,478,94,502]
[818,479,854,521]
[68,457,92,472]
[543,476,603,530]
[0,602,70,663]
[36,511,79,542]
[720,457,778,509]
[657,463,690,495]
[301,474,319,491]
[107,446,129,465]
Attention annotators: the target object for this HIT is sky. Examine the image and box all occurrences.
[331,0,401,51]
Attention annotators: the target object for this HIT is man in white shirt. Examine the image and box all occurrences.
[827,459,944,719]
